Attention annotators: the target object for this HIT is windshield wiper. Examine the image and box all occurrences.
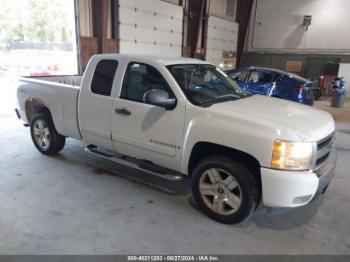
[214,94,241,100]
[199,93,241,106]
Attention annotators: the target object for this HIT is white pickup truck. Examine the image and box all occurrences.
[16,54,336,224]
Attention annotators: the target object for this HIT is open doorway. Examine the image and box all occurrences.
[0,0,78,117]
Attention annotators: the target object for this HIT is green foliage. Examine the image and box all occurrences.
[0,0,74,44]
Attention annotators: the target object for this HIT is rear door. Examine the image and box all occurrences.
[111,61,186,171]
[78,58,119,150]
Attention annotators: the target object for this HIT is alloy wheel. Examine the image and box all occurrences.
[33,119,51,151]
[199,168,242,215]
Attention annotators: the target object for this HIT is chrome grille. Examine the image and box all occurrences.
[314,133,334,170]
[318,136,333,151]
[316,151,330,167]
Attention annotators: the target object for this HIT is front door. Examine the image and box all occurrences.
[111,62,186,171]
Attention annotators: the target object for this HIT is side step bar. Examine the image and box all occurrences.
[85,145,185,182]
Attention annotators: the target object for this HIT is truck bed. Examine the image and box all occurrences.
[18,75,83,140]
[23,75,83,87]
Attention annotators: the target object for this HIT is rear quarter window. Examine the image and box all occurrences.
[91,60,119,96]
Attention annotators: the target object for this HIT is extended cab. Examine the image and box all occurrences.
[16,54,337,224]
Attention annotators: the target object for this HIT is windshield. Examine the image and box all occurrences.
[167,64,251,106]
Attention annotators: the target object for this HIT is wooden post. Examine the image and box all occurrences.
[92,0,109,53]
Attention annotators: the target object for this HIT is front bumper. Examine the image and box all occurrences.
[261,149,336,208]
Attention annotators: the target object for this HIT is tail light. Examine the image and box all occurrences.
[319,75,325,88]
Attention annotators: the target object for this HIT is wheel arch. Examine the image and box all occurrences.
[188,142,262,195]
[25,99,53,124]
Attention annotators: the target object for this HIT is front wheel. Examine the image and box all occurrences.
[30,112,65,155]
[192,156,259,224]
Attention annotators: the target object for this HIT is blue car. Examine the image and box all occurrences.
[225,67,314,106]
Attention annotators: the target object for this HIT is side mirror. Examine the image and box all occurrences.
[143,89,176,109]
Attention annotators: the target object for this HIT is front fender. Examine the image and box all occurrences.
[180,115,276,175]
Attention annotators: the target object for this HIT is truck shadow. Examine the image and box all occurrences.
[246,197,324,229]
[186,195,323,230]
[53,140,323,230]
[53,143,192,197]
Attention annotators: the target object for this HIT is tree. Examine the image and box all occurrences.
[0,0,74,44]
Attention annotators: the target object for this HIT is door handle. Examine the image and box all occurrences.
[115,108,131,116]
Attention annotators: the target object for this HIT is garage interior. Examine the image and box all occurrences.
[0,0,350,255]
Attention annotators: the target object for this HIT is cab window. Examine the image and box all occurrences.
[229,70,249,82]
[249,71,274,83]
[120,62,174,103]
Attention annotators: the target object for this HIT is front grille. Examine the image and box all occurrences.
[316,152,330,167]
[315,133,334,170]
[318,136,333,151]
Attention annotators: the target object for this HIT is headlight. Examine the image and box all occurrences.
[271,140,313,170]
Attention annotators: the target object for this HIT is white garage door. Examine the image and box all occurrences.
[206,16,238,68]
[119,0,183,58]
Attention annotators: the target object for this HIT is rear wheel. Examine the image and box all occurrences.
[30,112,65,155]
[192,156,259,224]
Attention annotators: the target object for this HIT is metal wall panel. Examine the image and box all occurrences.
[248,0,350,53]
[206,16,238,67]
[119,0,183,57]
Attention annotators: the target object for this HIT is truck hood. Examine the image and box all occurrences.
[209,95,335,141]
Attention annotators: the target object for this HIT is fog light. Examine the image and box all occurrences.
[292,195,312,204]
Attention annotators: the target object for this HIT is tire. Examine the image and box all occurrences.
[192,156,259,224]
[30,112,65,155]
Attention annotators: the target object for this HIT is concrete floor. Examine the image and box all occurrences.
[0,80,350,254]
